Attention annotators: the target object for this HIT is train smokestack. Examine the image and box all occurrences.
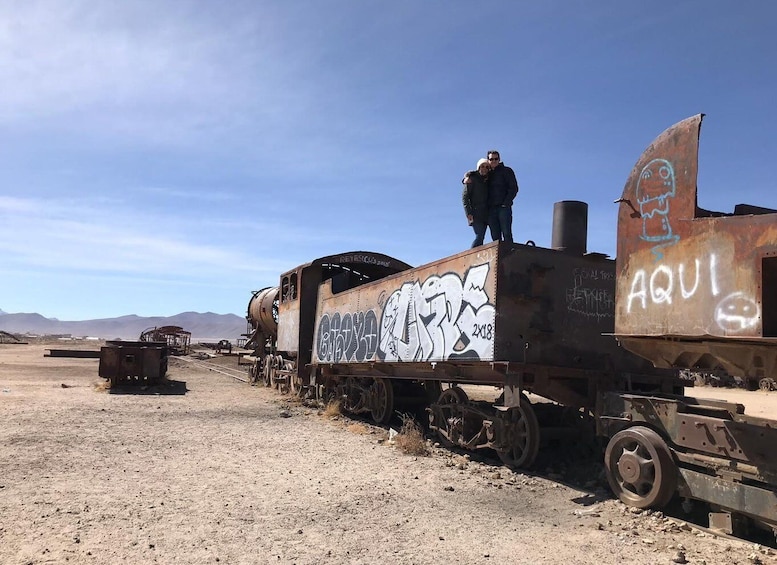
[551,201,588,255]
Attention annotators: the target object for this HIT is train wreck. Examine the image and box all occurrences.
[242,114,777,539]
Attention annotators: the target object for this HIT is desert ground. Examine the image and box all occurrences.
[1,341,776,565]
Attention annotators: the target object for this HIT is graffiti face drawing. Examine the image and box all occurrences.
[714,292,760,333]
[636,158,680,259]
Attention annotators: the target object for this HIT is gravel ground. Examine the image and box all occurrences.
[0,341,775,565]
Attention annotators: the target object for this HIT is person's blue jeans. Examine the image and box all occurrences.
[488,207,514,242]
[498,206,513,243]
[471,220,488,248]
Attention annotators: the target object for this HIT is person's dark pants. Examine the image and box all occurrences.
[498,206,513,243]
[471,220,488,248]
[487,208,502,242]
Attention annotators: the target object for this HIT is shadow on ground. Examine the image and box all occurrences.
[108,379,188,396]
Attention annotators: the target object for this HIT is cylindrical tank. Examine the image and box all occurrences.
[247,286,279,337]
[551,201,588,255]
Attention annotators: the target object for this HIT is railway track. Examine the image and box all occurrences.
[173,355,250,383]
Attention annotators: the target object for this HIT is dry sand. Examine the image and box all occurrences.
[1,341,775,565]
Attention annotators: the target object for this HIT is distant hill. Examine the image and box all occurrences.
[0,310,248,342]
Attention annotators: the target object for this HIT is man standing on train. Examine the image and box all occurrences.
[486,150,519,243]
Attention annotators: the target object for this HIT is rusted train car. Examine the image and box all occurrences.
[244,115,777,537]
[609,114,777,535]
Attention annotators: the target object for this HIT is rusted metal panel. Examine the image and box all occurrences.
[313,243,498,364]
[615,115,777,379]
[493,242,625,370]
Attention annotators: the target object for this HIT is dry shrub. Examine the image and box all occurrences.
[394,415,429,457]
[93,381,110,392]
[322,399,342,419]
[347,422,369,435]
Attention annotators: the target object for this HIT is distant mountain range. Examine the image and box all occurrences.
[0,310,248,342]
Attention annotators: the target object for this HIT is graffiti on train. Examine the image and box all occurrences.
[377,263,495,362]
[637,158,680,259]
[566,267,615,320]
[316,310,380,362]
[625,253,760,333]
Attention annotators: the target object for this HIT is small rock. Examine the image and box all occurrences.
[279,410,292,418]
[443,486,454,492]
[672,551,688,564]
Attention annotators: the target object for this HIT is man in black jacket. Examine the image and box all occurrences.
[486,150,519,243]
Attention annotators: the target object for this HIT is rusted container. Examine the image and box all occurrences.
[312,240,662,408]
[615,114,777,384]
[98,340,168,386]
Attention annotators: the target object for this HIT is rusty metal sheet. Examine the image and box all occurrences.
[277,303,301,353]
[615,115,777,379]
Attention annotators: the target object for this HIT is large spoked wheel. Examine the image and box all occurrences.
[262,355,273,387]
[496,394,540,469]
[284,361,299,395]
[604,426,677,509]
[435,386,469,448]
[370,378,394,425]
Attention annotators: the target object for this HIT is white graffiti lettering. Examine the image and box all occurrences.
[378,263,494,362]
[627,254,719,313]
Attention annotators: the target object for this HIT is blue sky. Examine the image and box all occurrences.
[2,1,776,320]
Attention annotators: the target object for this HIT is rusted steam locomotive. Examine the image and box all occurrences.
[245,115,777,537]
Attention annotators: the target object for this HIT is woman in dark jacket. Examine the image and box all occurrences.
[462,158,491,248]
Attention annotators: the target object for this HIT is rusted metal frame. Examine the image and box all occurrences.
[45,349,101,358]
[598,392,777,482]
[677,467,777,528]
[428,401,498,451]
[313,361,510,384]
[672,450,777,486]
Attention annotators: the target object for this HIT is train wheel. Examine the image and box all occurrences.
[274,355,284,391]
[496,394,540,469]
[262,355,272,387]
[285,361,298,395]
[604,426,677,509]
[369,378,394,425]
[435,386,469,448]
